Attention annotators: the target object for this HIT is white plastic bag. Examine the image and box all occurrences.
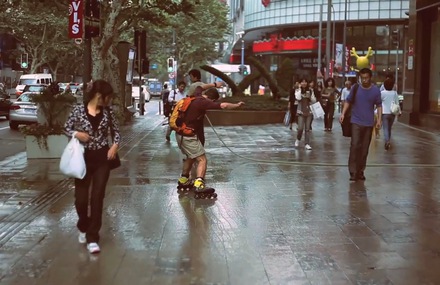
[283,110,291,126]
[391,101,401,115]
[310,102,325,119]
[59,136,86,179]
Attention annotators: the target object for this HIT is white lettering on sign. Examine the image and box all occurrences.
[71,1,81,35]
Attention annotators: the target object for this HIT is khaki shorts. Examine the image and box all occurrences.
[175,134,205,159]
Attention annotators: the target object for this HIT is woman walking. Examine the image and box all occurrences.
[64,80,121,254]
[321,77,340,131]
[294,78,316,150]
[288,81,299,130]
[381,77,400,150]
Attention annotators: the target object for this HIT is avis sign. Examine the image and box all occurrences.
[69,0,83,39]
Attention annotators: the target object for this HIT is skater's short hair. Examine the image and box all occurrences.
[203,87,220,101]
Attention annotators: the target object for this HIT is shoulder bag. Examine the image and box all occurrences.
[341,84,359,137]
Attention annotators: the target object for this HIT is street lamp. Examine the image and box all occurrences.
[341,0,348,85]
[331,4,336,75]
[236,31,245,75]
[325,0,332,79]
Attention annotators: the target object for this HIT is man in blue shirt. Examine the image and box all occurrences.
[339,68,382,181]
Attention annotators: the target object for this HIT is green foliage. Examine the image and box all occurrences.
[0,0,81,75]
[247,56,281,99]
[219,96,288,111]
[20,84,76,149]
[147,0,230,81]
[275,58,294,98]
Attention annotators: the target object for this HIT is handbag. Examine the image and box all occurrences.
[107,108,121,170]
[310,102,325,119]
[391,101,401,115]
[59,136,86,179]
[109,153,121,170]
[283,110,291,126]
[340,84,359,137]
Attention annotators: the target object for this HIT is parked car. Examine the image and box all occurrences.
[0,84,11,119]
[9,92,38,130]
[23,84,46,93]
[0,93,12,119]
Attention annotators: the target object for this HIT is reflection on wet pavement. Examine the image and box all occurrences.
[0,105,439,284]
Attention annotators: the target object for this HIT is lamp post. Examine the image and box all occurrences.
[331,4,336,75]
[236,31,245,76]
[318,4,323,74]
[341,0,348,85]
[325,0,332,79]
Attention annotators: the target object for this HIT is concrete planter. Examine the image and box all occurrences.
[25,134,68,159]
[204,110,285,126]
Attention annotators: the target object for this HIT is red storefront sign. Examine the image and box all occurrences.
[253,36,325,54]
[69,0,83,39]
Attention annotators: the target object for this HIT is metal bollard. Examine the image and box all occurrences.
[158,100,162,115]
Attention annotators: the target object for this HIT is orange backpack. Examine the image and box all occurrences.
[169,97,198,136]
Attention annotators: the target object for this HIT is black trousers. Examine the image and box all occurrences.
[324,102,335,129]
[348,123,373,175]
[74,162,110,243]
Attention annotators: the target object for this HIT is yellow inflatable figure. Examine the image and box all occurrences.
[350,46,374,70]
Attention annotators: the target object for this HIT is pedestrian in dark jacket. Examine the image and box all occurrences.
[64,79,121,254]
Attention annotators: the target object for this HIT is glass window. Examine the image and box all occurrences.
[380,1,390,9]
[359,10,369,19]
[369,10,379,19]
[390,1,401,9]
[390,10,403,18]
[380,10,390,18]
[370,1,379,10]
[359,2,369,11]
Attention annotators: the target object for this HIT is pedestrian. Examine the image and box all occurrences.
[162,83,170,117]
[294,78,316,150]
[187,69,203,95]
[321,77,340,131]
[139,86,145,115]
[165,81,187,141]
[64,79,121,254]
[381,77,400,150]
[340,80,352,108]
[339,68,382,181]
[175,78,244,197]
[288,81,299,130]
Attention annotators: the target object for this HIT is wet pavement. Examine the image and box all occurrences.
[0,101,440,285]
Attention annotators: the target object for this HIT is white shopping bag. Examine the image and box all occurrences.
[59,137,86,179]
[310,102,325,119]
[283,110,291,126]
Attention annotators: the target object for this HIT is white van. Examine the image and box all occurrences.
[15,73,53,95]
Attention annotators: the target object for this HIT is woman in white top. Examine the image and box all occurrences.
[381,78,400,150]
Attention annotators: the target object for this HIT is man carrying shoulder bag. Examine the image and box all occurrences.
[165,81,187,141]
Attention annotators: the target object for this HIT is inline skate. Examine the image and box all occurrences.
[177,176,193,197]
[193,178,217,200]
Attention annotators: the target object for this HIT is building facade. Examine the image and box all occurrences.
[402,0,440,130]
[227,0,409,92]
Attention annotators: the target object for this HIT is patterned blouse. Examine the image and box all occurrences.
[64,104,121,150]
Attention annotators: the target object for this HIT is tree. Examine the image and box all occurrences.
[0,1,80,78]
[275,58,294,98]
[147,0,230,82]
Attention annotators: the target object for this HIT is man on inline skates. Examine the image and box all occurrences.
[173,72,244,199]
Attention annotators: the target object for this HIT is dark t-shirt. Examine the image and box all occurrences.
[185,96,221,144]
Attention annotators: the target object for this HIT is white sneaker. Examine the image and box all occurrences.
[78,232,86,244]
[305,144,312,150]
[87,242,100,254]
[294,139,300,147]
